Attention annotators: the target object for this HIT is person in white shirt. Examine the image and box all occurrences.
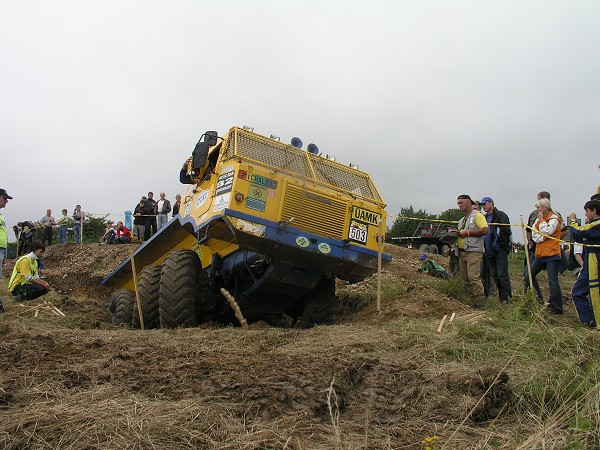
[156,192,172,230]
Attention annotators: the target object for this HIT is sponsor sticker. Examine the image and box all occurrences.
[184,202,191,217]
[213,193,231,211]
[295,236,310,247]
[245,184,267,212]
[238,170,278,189]
[351,207,381,226]
[317,243,331,254]
[215,171,235,196]
[348,220,368,244]
[246,197,266,212]
[195,190,209,208]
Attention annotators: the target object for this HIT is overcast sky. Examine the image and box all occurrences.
[1,1,599,243]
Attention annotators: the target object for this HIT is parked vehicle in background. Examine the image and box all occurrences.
[391,221,458,256]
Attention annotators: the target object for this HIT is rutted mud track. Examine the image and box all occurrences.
[0,243,577,448]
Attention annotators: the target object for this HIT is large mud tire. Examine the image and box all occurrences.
[132,265,162,329]
[297,277,336,328]
[418,244,430,253]
[159,250,202,328]
[441,245,450,256]
[110,289,134,325]
[429,244,439,254]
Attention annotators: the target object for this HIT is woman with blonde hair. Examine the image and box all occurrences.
[525,198,563,314]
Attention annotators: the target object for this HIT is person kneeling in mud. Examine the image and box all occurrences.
[8,243,52,300]
[418,253,451,279]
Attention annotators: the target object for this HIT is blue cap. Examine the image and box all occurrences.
[480,196,493,204]
[419,253,427,260]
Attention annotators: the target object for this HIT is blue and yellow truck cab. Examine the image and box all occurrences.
[103,126,391,328]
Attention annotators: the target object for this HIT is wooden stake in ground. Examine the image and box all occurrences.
[220,288,248,329]
[129,244,145,330]
[376,218,383,313]
[437,314,449,333]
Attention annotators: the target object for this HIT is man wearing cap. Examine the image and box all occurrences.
[480,197,513,304]
[0,188,13,312]
[456,194,488,307]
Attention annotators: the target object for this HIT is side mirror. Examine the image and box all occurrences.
[205,131,218,146]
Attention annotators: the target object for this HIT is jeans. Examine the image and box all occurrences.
[484,249,512,301]
[145,217,157,241]
[58,226,68,244]
[73,224,81,243]
[525,258,562,313]
[572,266,594,323]
[157,214,169,230]
[133,224,145,242]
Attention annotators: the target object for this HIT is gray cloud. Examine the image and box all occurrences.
[1,1,598,241]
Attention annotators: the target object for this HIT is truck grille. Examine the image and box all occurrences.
[280,184,347,239]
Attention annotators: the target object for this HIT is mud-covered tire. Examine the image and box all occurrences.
[419,244,430,253]
[132,265,161,329]
[429,244,439,254]
[110,289,134,325]
[159,250,202,328]
[297,277,336,328]
[441,245,450,256]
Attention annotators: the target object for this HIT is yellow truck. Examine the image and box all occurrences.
[103,126,391,328]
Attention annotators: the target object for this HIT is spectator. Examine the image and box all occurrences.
[456,194,488,307]
[8,243,52,300]
[0,188,12,312]
[56,208,72,244]
[476,196,497,298]
[40,209,55,246]
[14,221,34,255]
[145,192,158,240]
[101,226,113,244]
[110,221,132,244]
[172,194,182,217]
[568,200,600,330]
[73,205,84,244]
[480,197,513,304]
[525,198,563,314]
[133,199,148,243]
[418,253,450,279]
[157,192,172,229]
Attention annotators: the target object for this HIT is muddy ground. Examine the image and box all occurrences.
[0,243,586,449]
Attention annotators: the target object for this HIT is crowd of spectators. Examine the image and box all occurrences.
[452,189,600,331]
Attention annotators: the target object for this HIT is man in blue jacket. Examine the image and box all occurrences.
[480,197,513,304]
[569,200,600,330]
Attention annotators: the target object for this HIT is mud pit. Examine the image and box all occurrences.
[0,243,579,449]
